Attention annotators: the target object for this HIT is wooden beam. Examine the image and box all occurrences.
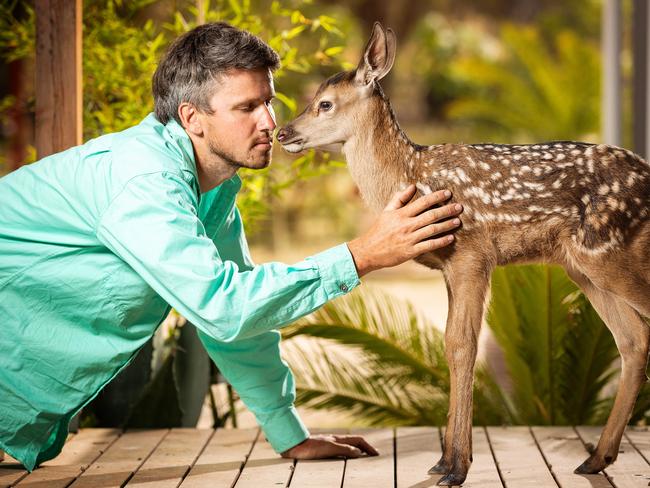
[633,0,649,158]
[602,0,622,147]
[35,0,82,158]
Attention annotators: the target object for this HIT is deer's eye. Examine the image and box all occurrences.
[319,100,333,112]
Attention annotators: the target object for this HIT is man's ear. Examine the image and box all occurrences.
[354,22,397,86]
[178,103,204,136]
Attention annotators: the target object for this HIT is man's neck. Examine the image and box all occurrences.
[190,134,239,194]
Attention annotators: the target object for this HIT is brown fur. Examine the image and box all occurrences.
[278,22,650,485]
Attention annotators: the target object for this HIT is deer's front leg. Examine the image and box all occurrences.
[433,258,492,486]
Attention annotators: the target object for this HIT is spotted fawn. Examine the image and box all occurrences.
[277,22,650,486]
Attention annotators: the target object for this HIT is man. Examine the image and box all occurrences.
[0,22,462,470]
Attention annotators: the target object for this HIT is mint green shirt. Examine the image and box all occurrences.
[0,113,360,471]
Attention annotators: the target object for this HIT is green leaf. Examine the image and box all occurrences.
[274,91,297,114]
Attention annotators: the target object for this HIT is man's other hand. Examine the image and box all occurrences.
[347,185,462,277]
[280,434,379,459]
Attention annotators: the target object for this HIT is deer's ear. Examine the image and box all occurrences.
[355,22,396,86]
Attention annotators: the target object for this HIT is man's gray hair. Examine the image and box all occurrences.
[152,22,281,125]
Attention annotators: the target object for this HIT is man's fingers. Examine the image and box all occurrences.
[413,203,463,229]
[383,184,417,211]
[333,435,379,456]
[403,189,453,216]
[330,442,363,458]
[413,218,461,242]
[414,234,455,254]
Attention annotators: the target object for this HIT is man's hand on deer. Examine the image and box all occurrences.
[281,434,379,459]
[347,185,463,277]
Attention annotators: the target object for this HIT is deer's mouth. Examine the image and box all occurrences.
[279,138,305,153]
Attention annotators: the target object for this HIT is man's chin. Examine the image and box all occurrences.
[241,154,272,170]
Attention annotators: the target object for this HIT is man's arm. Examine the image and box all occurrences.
[96,171,361,343]
[96,174,461,344]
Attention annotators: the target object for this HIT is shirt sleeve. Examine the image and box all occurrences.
[199,203,309,453]
[95,171,360,343]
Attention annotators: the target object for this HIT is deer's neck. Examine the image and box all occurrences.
[342,92,419,210]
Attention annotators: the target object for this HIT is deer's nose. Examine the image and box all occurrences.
[276,126,294,142]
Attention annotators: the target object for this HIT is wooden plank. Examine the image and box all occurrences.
[232,434,294,488]
[625,426,650,464]
[15,428,120,488]
[125,428,212,488]
[465,427,503,487]
[486,426,557,487]
[68,429,168,488]
[395,426,440,488]
[428,427,502,487]
[289,429,348,488]
[180,429,258,488]
[531,426,611,488]
[576,426,650,488]
[34,0,83,158]
[0,451,29,488]
[342,428,394,488]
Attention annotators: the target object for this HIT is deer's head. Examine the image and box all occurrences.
[277,22,396,153]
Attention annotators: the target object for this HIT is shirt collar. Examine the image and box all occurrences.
[153,113,243,197]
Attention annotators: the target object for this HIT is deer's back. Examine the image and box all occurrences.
[412,142,650,266]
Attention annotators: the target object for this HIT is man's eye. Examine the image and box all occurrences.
[319,101,333,112]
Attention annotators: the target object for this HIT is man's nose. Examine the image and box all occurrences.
[259,105,276,131]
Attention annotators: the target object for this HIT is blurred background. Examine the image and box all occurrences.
[1,0,649,430]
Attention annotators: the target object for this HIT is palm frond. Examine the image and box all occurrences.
[283,287,448,387]
[558,292,619,424]
[283,339,448,425]
[448,25,599,141]
[487,265,575,423]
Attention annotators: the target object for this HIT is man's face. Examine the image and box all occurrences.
[200,68,277,170]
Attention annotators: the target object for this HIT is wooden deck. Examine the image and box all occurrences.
[1,426,649,487]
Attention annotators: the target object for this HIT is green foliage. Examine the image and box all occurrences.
[446,24,601,142]
[283,265,634,427]
[0,0,348,229]
[282,286,511,426]
[0,1,35,62]
[487,265,619,425]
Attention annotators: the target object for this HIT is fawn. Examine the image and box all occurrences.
[277,22,650,486]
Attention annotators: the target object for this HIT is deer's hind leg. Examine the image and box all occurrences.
[566,267,650,474]
[432,253,493,486]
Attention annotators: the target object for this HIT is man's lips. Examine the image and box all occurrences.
[253,139,272,149]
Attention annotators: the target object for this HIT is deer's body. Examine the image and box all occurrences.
[279,23,650,486]
[347,92,650,273]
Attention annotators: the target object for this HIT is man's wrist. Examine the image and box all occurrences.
[346,238,376,278]
[281,437,308,458]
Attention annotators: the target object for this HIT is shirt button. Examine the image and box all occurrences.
[339,283,349,292]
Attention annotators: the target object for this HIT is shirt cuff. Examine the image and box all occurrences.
[261,405,310,453]
[307,243,361,300]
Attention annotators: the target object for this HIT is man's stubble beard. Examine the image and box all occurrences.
[207,138,271,171]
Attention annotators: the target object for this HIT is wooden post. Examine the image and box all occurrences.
[602,0,622,146]
[633,0,649,158]
[35,0,82,158]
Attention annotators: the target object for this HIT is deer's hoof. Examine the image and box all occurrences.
[436,472,466,486]
[574,455,606,474]
[428,458,450,474]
